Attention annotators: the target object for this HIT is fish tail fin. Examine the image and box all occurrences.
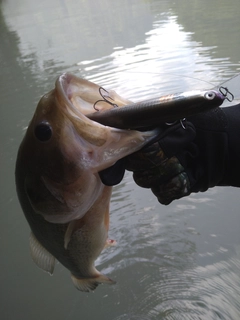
[71,273,116,292]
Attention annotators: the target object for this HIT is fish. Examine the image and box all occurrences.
[15,73,161,292]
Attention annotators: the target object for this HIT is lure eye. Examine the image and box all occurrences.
[34,122,52,142]
[205,91,216,100]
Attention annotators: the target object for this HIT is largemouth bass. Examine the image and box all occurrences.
[15,73,160,292]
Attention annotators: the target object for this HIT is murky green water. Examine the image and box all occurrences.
[1,0,240,319]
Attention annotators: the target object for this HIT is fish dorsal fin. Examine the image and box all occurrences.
[29,232,55,275]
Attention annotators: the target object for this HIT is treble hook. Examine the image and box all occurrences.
[165,118,187,129]
[93,87,119,111]
[219,86,234,102]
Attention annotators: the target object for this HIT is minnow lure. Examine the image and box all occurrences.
[87,72,240,129]
[87,89,228,129]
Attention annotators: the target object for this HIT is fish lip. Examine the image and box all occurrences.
[55,72,94,121]
[57,73,74,103]
[55,73,82,117]
[55,72,96,117]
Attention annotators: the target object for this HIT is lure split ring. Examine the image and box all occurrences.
[219,86,234,102]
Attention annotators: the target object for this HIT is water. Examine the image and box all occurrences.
[1,0,240,319]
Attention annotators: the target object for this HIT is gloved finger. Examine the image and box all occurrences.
[125,121,196,172]
[99,158,126,186]
[160,121,195,157]
[132,156,184,188]
[151,171,191,205]
[126,141,167,172]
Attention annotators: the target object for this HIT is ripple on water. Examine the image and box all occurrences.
[99,181,240,320]
[110,255,240,320]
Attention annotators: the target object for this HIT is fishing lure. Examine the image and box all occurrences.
[87,89,226,129]
[87,71,240,129]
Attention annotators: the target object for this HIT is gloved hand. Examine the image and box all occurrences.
[126,105,240,204]
[98,120,196,193]
[100,104,240,205]
[125,120,197,204]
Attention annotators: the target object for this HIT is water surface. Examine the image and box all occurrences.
[1,0,240,319]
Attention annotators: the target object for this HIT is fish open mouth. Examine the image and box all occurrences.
[56,73,102,115]
[56,72,130,116]
[55,73,111,147]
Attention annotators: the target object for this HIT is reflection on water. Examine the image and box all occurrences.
[79,15,232,101]
[1,0,240,319]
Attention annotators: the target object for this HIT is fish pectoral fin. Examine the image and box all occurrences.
[64,220,78,249]
[29,232,55,275]
[71,273,116,292]
[104,239,117,248]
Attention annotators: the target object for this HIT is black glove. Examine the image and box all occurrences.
[98,122,195,189]
[125,120,197,204]
[126,104,240,204]
[100,104,240,205]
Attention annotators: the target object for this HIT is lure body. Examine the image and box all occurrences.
[87,90,225,129]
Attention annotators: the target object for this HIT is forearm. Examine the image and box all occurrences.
[221,104,240,187]
[183,104,240,191]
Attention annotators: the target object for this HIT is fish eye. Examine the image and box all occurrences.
[204,91,216,100]
[34,122,52,142]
